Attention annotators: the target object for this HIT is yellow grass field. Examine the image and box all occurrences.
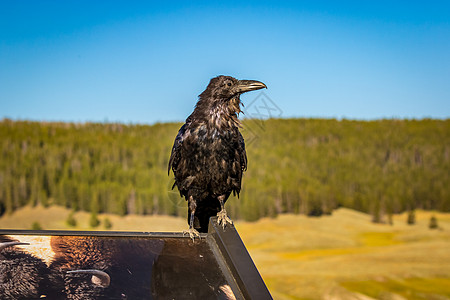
[1,206,449,299]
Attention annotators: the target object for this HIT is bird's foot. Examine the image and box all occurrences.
[217,209,233,230]
[183,227,201,241]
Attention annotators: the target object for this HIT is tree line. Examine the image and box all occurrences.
[0,118,448,222]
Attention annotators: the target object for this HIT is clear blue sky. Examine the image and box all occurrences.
[1,1,449,123]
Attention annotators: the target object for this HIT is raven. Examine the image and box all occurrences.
[168,75,267,238]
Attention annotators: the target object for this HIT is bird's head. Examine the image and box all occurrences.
[195,75,266,125]
[199,75,267,101]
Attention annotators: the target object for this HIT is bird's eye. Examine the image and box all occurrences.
[227,82,232,86]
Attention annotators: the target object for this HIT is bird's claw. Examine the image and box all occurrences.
[217,209,233,229]
[183,228,201,241]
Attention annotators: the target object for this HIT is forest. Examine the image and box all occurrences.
[0,118,449,223]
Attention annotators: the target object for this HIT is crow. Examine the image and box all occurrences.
[168,75,267,238]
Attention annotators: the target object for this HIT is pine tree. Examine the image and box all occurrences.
[407,210,416,225]
[104,217,112,230]
[429,215,438,229]
[89,212,100,228]
[31,221,42,230]
[66,212,77,227]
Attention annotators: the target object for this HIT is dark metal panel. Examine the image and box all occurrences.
[207,217,273,300]
[0,221,272,299]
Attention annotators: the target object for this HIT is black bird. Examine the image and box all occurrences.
[168,75,267,238]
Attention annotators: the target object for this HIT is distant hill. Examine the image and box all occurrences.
[0,118,449,221]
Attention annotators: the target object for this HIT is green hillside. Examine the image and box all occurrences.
[0,118,449,221]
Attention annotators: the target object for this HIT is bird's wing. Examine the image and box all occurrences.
[168,122,188,175]
[239,131,247,172]
[232,131,247,198]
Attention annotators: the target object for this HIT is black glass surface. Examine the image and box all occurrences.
[0,218,272,300]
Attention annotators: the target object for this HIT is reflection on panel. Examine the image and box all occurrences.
[0,234,235,299]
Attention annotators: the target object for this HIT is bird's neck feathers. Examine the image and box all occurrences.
[193,95,242,129]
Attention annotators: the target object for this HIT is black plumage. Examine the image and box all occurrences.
[168,75,266,236]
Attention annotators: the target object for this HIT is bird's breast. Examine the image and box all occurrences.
[184,125,236,168]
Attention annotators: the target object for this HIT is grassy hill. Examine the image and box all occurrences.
[1,205,449,299]
[237,209,450,300]
[1,118,449,222]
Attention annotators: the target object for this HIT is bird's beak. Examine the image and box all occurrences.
[237,80,267,93]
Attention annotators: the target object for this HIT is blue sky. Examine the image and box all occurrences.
[1,1,449,123]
